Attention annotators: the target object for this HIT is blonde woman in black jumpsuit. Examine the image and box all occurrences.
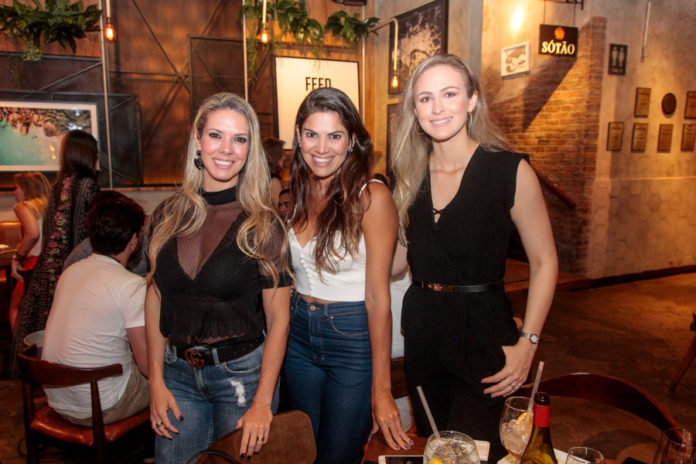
[390,54,558,462]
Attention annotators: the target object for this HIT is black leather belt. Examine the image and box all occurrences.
[413,279,504,294]
[171,336,264,368]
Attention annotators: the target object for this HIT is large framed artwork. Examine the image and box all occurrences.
[0,101,98,171]
[274,56,360,149]
[388,0,448,95]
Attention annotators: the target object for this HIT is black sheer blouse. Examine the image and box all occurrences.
[154,187,292,346]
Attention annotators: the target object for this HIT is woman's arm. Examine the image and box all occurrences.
[482,160,558,397]
[363,182,412,450]
[12,202,40,279]
[236,284,291,457]
[145,282,182,438]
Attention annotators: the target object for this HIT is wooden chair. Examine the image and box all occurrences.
[17,345,150,464]
[519,372,679,431]
[194,410,316,464]
[669,312,696,390]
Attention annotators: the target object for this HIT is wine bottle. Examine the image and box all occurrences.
[520,392,558,464]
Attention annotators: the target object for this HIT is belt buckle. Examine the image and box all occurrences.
[184,349,205,368]
[427,282,444,292]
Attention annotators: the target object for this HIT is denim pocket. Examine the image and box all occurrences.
[164,344,177,365]
[220,344,264,375]
[326,310,369,337]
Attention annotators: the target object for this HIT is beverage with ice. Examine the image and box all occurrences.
[500,396,533,460]
[424,431,480,464]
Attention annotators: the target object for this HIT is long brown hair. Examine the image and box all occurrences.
[290,87,372,274]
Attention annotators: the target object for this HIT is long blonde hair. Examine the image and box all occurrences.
[147,92,289,285]
[14,171,51,216]
[390,54,508,239]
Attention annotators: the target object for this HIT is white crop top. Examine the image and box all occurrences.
[288,180,382,301]
[289,230,367,301]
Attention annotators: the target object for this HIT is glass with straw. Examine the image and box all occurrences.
[499,361,545,462]
[418,385,480,464]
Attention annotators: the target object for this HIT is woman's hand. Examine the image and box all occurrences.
[11,257,23,281]
[481,339,537,397]
[372,388,413,451]
[149,380,183,439]
[236,402,273,457]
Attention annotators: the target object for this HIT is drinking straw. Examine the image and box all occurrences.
[523,361,545,429]
[417,385,440,439]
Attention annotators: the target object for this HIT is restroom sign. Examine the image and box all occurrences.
[539,24,578,56]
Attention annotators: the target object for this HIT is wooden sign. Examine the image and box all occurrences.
[538,24,578,56]
[658,124,673,153]
[634,88,651,117]
[682,124,696,151]
[607,122,624,151]
[631,123,648,152]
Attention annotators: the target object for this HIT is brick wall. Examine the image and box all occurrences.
[489,18,606,275]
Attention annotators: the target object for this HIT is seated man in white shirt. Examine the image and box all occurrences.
[42,191,149,426]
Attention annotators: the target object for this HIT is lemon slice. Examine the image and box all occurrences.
[515,411,533,434]
[429,458,443,464]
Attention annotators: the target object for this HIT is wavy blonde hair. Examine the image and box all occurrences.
[147,92,289,285]
[390,54,508,240]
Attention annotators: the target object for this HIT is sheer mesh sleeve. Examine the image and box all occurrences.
[259,219,293,289]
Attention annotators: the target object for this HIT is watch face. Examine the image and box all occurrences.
[530,334,539,343]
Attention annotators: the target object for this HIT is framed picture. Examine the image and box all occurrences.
[388,0,448,94]
[501,42,530,77]
[682,124,696,152]
[274,57,359,149]
[631,123,648,152]
[607,122,624,151]
[634,87,651,117]
[685,91,696,119]
[0,101,98,171]
[657,124,673,153]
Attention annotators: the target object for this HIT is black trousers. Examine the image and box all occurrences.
[402,287,519,463]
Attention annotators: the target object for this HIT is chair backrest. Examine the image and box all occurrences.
[17,344,124,451]
[195,410,316,464]
[519,372,678,431]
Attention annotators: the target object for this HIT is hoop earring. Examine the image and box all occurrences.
[194,150,204,170]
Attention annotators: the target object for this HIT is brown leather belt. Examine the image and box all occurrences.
[413,279,504,294]
[171,336,264,368]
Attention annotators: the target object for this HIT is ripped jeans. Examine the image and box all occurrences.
[155,343,278,464]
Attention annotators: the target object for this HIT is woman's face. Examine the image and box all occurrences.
[13,183,23,203]
[413,64,478,143]
[297,111,351,184]
[196,109,250,192]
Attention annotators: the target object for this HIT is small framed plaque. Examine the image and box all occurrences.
[657,124,673,152]
[631,123,648,152]
[662,93,677,116]
[685,91,696,119]
[607,122,624,151]
[634,87,651,117]
[682,124,696,151]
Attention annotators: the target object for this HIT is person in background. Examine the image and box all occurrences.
[284,87,411,464]
[42,192,149,425]
[10,130,100,377]
[8,171,51,334]
[262,136,285,205]
[145,92,292,464]
[390,54,558,462]
[276,187,293,222]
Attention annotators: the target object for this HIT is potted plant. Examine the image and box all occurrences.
[325,10,379,45]
[0,0,102,61]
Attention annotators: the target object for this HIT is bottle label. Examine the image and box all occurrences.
[534,404,550,427]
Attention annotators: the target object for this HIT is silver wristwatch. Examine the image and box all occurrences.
[520,332,540,344]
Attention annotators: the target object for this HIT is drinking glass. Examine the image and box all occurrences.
[653,427,693,464]
[423,430,480,464]
[566,447,605,464]
[500,396,533,462]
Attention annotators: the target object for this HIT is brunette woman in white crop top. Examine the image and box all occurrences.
[284,87,412,464]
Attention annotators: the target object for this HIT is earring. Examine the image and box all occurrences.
[194,150,204,170]
[347,146,353,153]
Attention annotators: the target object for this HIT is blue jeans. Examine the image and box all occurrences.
[155,343,278,464]
[284,292,372,464]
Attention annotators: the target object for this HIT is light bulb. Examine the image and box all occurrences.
[261,29,269,44]
[391,74,399,88]
[104,18,115,41]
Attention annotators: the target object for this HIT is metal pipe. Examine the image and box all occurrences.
[98,0,114,188]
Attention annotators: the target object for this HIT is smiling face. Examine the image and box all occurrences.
[413,64,478,143]
[196,109,250,192]
[297,111,352,185]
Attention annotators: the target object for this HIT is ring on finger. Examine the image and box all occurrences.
[155,422,163,427]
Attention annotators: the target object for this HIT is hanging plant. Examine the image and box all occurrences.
[325,10,379,45]
[0,0,102,61]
